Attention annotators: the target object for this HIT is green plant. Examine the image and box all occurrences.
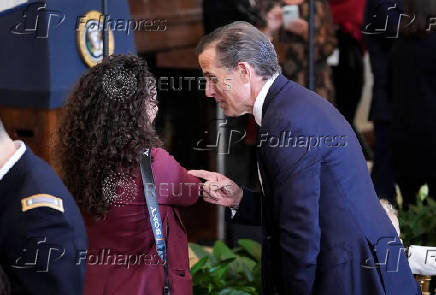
[398,186,436,247]
[190,239,262,295]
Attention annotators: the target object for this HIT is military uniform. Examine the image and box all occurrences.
[0,143,87,295]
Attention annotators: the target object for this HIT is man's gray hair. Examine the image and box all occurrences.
[196,21,281,80]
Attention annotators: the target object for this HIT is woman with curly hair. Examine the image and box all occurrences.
[55,55,201,295]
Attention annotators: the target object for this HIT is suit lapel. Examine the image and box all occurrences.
[255,126,265,196]
[262,74,290,119]
[256,74,290,199]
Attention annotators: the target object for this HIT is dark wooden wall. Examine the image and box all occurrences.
[129,0,203,69]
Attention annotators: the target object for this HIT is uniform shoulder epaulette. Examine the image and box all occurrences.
[21,194,64,213]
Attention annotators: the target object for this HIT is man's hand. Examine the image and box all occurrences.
[188,170,243,208]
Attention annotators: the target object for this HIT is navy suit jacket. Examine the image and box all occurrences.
[0,147,87,295]
[232,75,420,295]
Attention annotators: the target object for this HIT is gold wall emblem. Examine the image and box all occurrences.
[77,10,114,67]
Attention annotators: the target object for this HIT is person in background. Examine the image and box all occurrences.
[0,118,87,294]
[329,0,366,128]
[257,0,337,101]
[363,0,403,206]
[389,0,436,209]
[55,55,201,295]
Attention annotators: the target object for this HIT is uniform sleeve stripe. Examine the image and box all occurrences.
[21,194,64,213]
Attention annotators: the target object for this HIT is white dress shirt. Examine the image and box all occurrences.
[252,72,279,126]
[0,140,26,181]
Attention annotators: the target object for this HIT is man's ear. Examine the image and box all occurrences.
[236,62,252,83]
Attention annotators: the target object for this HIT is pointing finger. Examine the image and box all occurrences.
[188,169,220,181]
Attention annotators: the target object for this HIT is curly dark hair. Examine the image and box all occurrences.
[55,55,162,218]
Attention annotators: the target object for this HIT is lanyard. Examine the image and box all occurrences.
[139,149,167,263]
[140,149,170,295]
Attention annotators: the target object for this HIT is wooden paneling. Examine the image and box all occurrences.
[128,0,203,68]
[129,0,203,52]
[0,107,61,166]
[156,47,199,69]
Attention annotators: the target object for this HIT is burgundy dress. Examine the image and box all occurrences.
[83,148,201,295]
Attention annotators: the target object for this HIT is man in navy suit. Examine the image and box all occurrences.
[190,21,420,294]
[0,119,87,294]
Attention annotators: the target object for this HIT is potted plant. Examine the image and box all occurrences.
[398,186,436,294]
[189,239,262,295]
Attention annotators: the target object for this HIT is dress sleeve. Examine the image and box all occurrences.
[152,148,201,207]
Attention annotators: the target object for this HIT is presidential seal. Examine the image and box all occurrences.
[77,10,114,67]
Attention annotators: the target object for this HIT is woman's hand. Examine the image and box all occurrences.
[264,4,283,39]
[285,18,309,39]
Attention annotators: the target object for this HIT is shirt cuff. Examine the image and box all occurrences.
[230,208,238,219]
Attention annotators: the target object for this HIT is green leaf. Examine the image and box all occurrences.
[191,256,208,275]
[218,287,256,295]
[209,264,228,281]
[238,239,262,262]
[252,263,262,291]
[399,186,436,247]
[240,257,257,282]
[190,243,211,260]
[227,256,257,283]
[213,240,237,262]
[191,239,262,294]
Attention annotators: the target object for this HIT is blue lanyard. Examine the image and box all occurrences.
[139,149,166,263]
